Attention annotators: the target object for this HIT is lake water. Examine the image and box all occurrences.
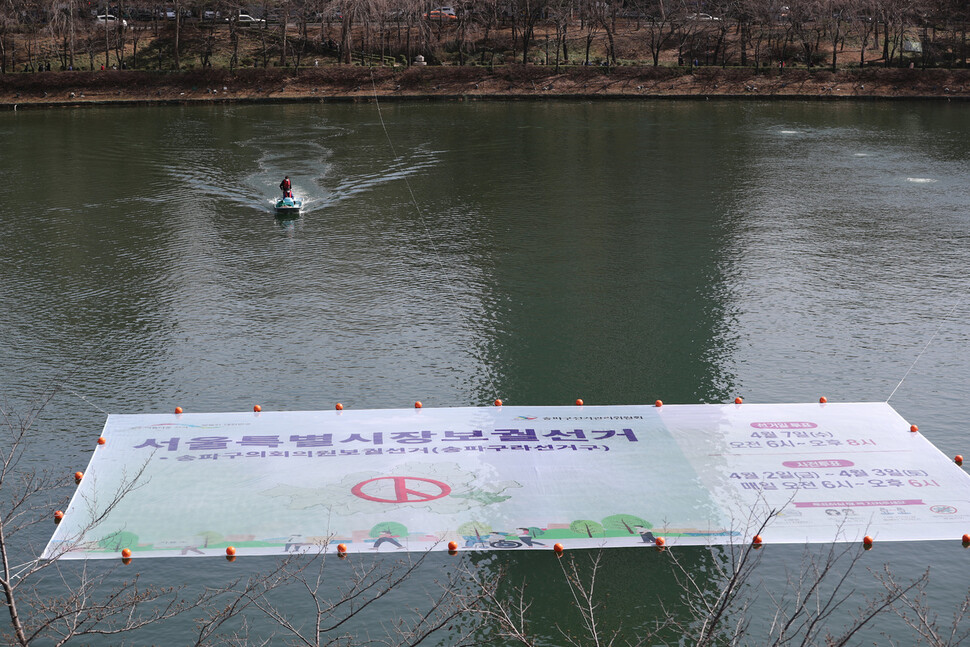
[2,99,970,644]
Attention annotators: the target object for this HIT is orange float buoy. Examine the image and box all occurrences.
[175,406,183,414]
[910,425,919,433]
[448,541,458,551]
[97,437,106,445]
[121,548,132,558]
[225,546,236,556]
[337,543,347,554]
[494,399,503,407]
[655,400,663,407]
[862,535,873,548]
[962,533,970,544]
[752,534,762,545]
[734,397,743,404]
[335,403,344,410]
[575,399,584,406]
[414,401,423,409]
[553,543,564,556]
[819,397,827,404]
[74,471,83,483]
[54,510,64,523]
[654,536,665,547]
[956,455,964,466]
[253,405,261,413]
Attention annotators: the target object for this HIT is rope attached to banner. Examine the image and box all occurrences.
[887,299,964,403]
[369,71,501,404]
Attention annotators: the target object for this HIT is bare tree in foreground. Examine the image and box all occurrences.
[878,567,970,647]
[192,545,487,646]
[0,384,216,646]
[674,532,926,646]
[460,508,940,647]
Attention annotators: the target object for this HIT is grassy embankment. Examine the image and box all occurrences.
[3,65,970,106]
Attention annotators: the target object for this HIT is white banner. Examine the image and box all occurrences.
[44,402,970,559]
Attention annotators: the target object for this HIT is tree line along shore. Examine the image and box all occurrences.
[2,0,969,73]
[2,0,969,105]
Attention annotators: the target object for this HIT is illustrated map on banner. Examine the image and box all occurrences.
[44,402,970,560]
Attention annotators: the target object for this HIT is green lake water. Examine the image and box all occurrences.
[2,99,970,644]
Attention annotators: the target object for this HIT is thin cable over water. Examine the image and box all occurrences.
[887,299,963,403]
[59,385,110,415]
[369,73,501,403]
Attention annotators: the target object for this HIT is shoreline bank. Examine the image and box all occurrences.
[3,66,968,109]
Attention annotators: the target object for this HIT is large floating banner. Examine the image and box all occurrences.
[44,402,970,559]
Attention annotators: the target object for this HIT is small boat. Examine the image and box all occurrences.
[274,195,303,217]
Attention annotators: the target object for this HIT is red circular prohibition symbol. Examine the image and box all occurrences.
[351,476,452,503]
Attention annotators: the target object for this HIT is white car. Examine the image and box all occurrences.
[236,13,266,26]
[96,14,128,27]
[686,12,720,21]
[424,6,457,19]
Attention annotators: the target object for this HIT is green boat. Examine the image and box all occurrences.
[274,196,303,217]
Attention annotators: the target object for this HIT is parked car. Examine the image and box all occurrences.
[424,6,457,19]
[902,39,922,53]
[305,10,340,21]
[236,13,265,25]
[686,12,720,21]
[163,7,190,20]
[202,9,226,21]
[96,14,128,27]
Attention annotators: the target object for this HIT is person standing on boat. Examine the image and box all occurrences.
[280,176,292,197]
